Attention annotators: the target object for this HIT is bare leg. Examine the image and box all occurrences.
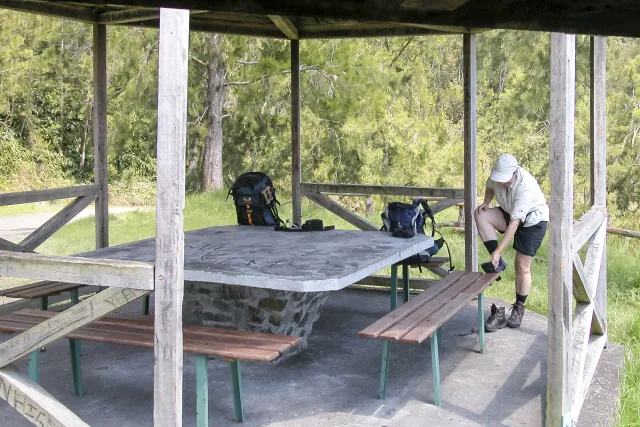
[514,252,534,296]
[474,208,508,243]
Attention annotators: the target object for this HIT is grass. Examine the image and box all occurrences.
[5,192,640,424]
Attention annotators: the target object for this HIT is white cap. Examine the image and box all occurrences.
[490,154,518,183]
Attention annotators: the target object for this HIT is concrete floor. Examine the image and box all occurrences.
[0,289,623,427]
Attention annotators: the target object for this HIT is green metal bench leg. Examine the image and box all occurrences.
[28,351,40,383]
[379,340,391,400]
[69,287,84,397]
[437,326,443,343]
[431,332,441,406]
[41,296,49,311]
[390,264,398,311]
[478,291,485,354]
[196,355,208,427]
[143,295,151,315]
[230,360,244,422]
[402,264,409,304]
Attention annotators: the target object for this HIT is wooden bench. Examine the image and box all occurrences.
[358,270,499,405]
[0,309,301,425]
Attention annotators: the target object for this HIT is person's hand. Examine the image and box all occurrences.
[490,250,501,268]
[475,203,489,216]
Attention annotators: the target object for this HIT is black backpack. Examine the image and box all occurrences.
[228,172,283,227]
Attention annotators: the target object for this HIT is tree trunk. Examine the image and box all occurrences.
[202,34,226,192]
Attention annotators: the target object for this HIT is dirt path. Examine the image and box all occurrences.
[0,206,151,241]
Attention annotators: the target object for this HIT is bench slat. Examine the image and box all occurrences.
[400,273,499,344]
[0,281,83,299]
[379,272,483,341]
[14,309,300,347]
[358,271,466,339]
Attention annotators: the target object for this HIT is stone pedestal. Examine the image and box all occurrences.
[183,281,328,353]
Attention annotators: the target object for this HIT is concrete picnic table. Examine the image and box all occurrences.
[80,225,435,347]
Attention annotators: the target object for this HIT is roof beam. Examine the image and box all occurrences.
[269,15,298,39]
[98,8,160,24]
[0,0,96,23]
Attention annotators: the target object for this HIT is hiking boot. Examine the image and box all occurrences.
[507,302,526,328]
[484,303,507,332]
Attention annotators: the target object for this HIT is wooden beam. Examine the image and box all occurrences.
[607,227,640,238]
[99,8,160,24]
[570,302,594,417]
[93,24,109,250]
[571,207,607,253]
[429,198,463,215]
[353,275,437,290]
[303,192,378,231]
[463,33,477,273]
[0,250,154,290]
[572,334,607,420]
[154,8,189,427]
[592,299,606,336]
[0,366,89,426]
[0,238,32,253]
[582,221,606,301]
[590,36,607,207]
[0,287,149,368]
[269,15,298,39]
[291,39,302,225]
[547,32,575,427]
[300,182,464,199]
[19,195,96,251]
[0,185,98,207]
[572,254,589,303]
[0,0,96,23]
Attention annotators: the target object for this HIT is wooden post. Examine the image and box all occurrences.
[154,8,189,427]
[590,36,607,334]
[547,32,575,427]
[463,34,478,273]
[291,39,302,226]
[93,24,108,249]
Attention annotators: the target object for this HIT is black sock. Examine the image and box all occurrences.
[516,293,528,305]
[483,240,499,256]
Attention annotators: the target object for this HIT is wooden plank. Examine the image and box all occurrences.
[463,33,478,273]
[0,185,98,207]
[590,36,607,207]
[304,192,378,231]
[0,281,81,299]
[154,8,190,427]
[400,273,498,344]
[93,24,109,250]
[380,272,482,341]
[269,15,298,39]
[20,195,96,251]
[0,287,149,368]
[572,254,589,303]
[569,302,594,414]
[353,275,437,290]
[291,39,302,225]
[430,198,463,215]
[591,299,606,335]
[571,207,606,253]
[300,182,464,199]
[572,334,607,420]
[0,250,154,290]
[358,271,465,339]
[0,366,89,426]
[0,237,31,253]
[607,227,640,238]
[582,221,606,302]
[547,32,576,427]
[99,8,160,24]
[0,0,96,23]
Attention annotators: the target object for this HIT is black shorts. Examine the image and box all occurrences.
[497,207,548,257]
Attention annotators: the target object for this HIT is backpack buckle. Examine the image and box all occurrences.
[261,186,274,204]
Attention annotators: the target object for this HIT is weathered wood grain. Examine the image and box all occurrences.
[300,182,464,199]
[0,366,89,426]
[0,287,149,368]
[0,185,98,207]
[154,8,189,427]
[93,23,109,250]
[0,250,154,290]
[0,0,96,23]
[270,15,298,39]
[429,198,463,215]
[571,207,606,253]
[463,33,478,273]
[547,32,575,427]
[0,238,32,253]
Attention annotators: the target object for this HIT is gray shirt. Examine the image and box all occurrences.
[486,167,550,227]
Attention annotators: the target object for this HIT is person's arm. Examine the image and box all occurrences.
[490,218,520,266]
[475,187,495,215]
